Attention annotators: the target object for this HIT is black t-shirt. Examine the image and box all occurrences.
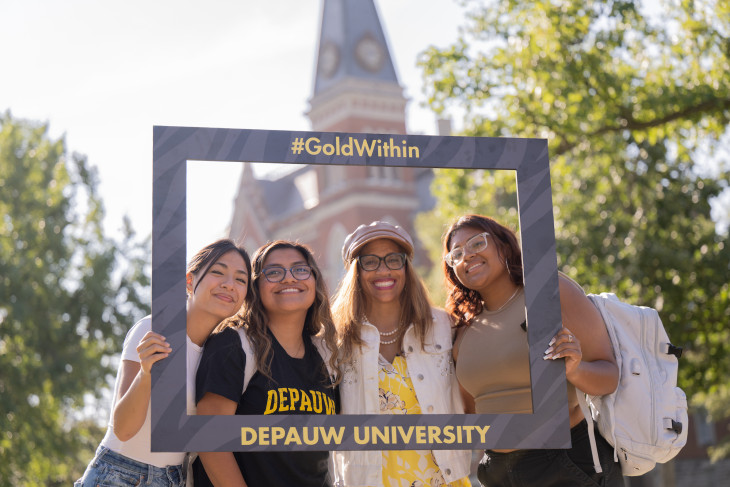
[193,326,338,487]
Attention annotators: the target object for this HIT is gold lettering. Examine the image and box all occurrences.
[278,388,289,412]
[259,426,269,445]
[288,388,300,410]
[305,137,321,155]
[271,426,285,445]
[389,139,401,158]
[353,139,376,157]
[303,427,319,445]
[241,427,256,445]
[312,390,323,413]
[428,426,442,444]
[341,137,353,156]
[285,427,302,445]
[475,425,490,442]
[324,394,335,415]
[415,426,427,444]
[397,425,413,444]
[320,426,346,445]
[463,425,474,443]
[354,426,369,445]
[300,390,312,412]
[264,390,278,415]
[442,425,456,444]
[372,426,389,444]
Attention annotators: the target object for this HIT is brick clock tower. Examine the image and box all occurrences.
[228,0,433,291]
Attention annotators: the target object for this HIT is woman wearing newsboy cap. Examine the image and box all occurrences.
[331,221,471,487]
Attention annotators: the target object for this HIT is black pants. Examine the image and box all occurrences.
[477,420,623,487]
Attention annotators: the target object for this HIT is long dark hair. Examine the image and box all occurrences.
[188,239,252,302]
[218,241,340,385]
[442,214,523,328]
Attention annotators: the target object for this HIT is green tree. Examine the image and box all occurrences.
[0,112,150,485]
[416,0,730,458]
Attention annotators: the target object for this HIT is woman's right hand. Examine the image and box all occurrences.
[136,331,171,375]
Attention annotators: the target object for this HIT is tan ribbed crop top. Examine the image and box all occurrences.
[455,288,533,414]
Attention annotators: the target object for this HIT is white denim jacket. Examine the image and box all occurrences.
[332,308,472,487]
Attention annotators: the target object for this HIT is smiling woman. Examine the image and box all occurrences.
[74,239,251,487]
[331,221,472,487]
[442,214,622,487]
[193,240,340,487]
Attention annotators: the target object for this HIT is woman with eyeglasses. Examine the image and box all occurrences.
[442,214,621,486]
[193,240,340,487]
[331,221,471,487]
[75,239,251,487]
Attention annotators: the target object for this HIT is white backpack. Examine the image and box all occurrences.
[578,292,688,476]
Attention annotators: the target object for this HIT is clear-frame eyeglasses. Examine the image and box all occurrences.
[444,232,490,267]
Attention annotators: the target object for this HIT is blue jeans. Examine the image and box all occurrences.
[74,446,185,487]
[477,420,623,487]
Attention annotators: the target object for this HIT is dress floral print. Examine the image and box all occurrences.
[378,355,471,487]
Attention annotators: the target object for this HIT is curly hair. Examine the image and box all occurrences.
[331,239,433,366]
[442,214,523,328]
[215,240,340,386]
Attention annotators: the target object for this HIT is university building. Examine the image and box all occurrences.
[227,0,437,291]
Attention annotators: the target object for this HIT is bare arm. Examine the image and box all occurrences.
[197,392,248,487]
[459,382,476,414]
[452,326,476,414]
[112,331,170,441]
[544,276,618,396]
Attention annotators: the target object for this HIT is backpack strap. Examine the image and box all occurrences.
[312,335,337,385]
[186,328,256,487]
[235,327,257,393]
[577,390,603,474]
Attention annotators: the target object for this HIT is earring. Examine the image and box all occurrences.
[505,259,512,277]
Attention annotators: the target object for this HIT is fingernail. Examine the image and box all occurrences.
[549,337,555,346]
[544,346,553,354]
[543,354,551,360]
[552,354,560,360]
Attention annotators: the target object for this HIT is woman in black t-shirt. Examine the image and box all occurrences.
[194,240,340,487]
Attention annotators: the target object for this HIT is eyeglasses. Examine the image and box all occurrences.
[261,265,313,283]
[357,252,407,272]
[444,232,490,267]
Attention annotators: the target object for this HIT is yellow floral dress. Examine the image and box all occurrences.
[379,355,471,487]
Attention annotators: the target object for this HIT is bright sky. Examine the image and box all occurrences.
[0,0,467,258]
[3,0,727,258]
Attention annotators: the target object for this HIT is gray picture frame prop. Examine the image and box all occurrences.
[152,126,569,452]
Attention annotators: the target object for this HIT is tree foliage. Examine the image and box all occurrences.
[416,0,730,458]
[0,112,150,485]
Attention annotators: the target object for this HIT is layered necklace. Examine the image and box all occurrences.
[378,326,400,345]
[366,315,401,345]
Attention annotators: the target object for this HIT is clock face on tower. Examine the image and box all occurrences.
[355,34,384,72]
[319,42,339,79]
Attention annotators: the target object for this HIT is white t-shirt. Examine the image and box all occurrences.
[100,316,203,468]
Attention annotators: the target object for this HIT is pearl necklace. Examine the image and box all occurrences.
[379,327,400,345]
[380,335,399,345]
[366,317,400,345]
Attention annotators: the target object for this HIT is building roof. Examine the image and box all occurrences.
[313,0,399,95]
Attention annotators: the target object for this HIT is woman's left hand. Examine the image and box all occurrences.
[544,327,582,378]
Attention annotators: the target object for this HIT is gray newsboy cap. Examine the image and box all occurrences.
[341,221,414,263]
